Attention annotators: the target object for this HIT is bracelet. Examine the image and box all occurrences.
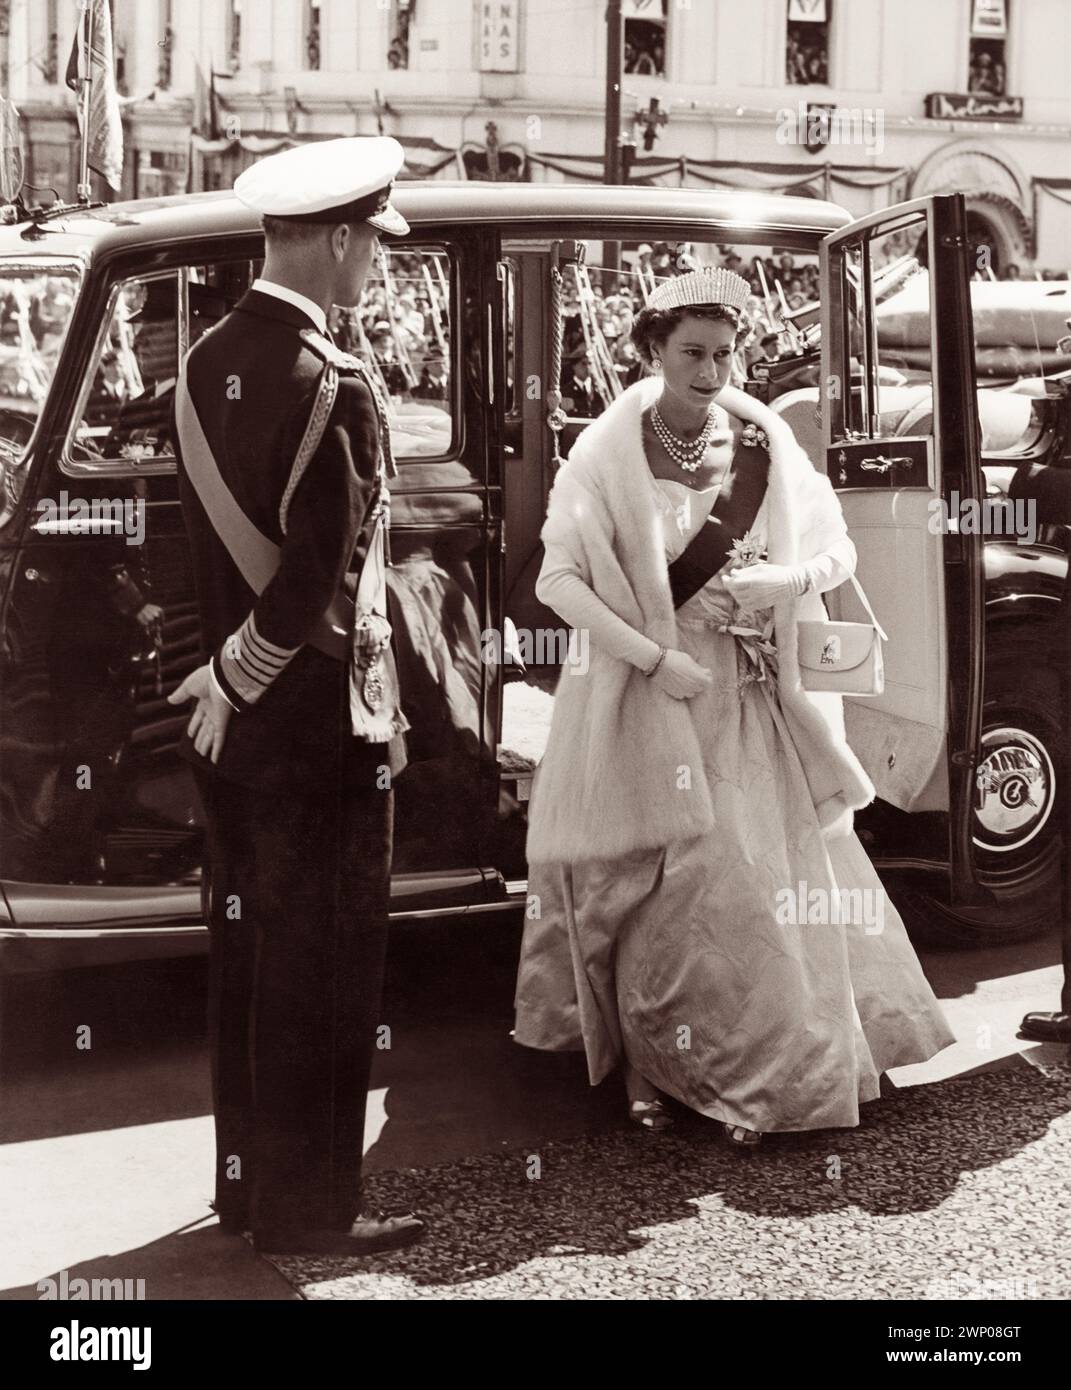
[643,643,668,678]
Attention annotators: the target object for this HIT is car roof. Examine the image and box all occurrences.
[0,183,851,262]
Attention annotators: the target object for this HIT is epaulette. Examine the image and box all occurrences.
[295,327,399,486]
[299,326,365,373]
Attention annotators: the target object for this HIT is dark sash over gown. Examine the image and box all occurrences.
[666,438,769,609]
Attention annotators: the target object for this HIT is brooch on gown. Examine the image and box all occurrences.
[739,422,770,452]
[726,529,768,568]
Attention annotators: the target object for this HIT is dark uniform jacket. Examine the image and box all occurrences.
[172,288,407,794]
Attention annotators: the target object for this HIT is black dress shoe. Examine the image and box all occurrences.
[209,1201,250,1235]
[253,1211,426,1257]
[1019,1010,1071,1044]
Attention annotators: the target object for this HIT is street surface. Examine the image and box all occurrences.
[1,916,1068,1300]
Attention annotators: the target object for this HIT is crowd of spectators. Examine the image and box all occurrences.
[785,26,829,85]
[332,251,450,402]
[968,42,1007,97]
[557,241,822,416]
[320,240,1068,424]
[559,282,642,415]
[623,17,666,76]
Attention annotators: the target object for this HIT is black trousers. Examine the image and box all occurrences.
[194,767,393,1232]
[1062,557,1071,1016]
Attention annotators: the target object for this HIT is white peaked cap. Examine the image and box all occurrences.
[233,136,409,235]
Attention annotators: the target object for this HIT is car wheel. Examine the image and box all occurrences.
[894,626,1065,947]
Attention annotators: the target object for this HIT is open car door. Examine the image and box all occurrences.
[819,193,989,913]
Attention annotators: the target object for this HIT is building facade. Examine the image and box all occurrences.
[3,0,1069,271]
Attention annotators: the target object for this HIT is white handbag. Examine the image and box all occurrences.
[798,572,888,697]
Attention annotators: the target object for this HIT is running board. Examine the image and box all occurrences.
[0,870,530,940]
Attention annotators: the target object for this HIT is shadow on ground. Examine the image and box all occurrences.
[265,1064,1071,1299]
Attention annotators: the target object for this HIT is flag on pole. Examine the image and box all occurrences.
[65,0,124,192]
[193,63,222,141]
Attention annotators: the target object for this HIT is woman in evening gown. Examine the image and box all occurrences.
[514,268,954,1145]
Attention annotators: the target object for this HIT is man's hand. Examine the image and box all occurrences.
[134,602,164,636]
[167,663,233,764]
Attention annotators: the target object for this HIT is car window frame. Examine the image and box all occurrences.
[501,255,519,422]
[365,239,459,477]
[61,266,182,479]
[59,239,463,481]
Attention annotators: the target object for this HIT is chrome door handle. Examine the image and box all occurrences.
[859,454,913,473]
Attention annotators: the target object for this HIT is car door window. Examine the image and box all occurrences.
[823,205,949,771]
[348,244,454,467]
[186,259,260,346]
[67,272,181,474]
[869,219,936,441]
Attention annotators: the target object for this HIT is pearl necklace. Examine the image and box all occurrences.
[651,403,720,472]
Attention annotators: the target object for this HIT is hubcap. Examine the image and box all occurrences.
[972,726,1055,854]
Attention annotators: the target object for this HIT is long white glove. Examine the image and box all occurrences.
[722,561,812,610]
[167,662,234,764]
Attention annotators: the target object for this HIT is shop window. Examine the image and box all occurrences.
[157,0,173,90]
[388,0,413,70]
[136,148,188,199]
[227,0,242,72]
[304,0,322,70]
[623,0,666,77]
[968,0,1008,95]
[44,0,60,84]
[786,0,831,86]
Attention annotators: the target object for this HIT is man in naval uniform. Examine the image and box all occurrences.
[1015,458,1071,1046]
[168,137,425,1256]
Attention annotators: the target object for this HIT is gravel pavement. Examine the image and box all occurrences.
[262,1062,1071,1300]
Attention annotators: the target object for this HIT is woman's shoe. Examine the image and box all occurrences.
[629,1098,674,1132]
[723,1122,762,1148]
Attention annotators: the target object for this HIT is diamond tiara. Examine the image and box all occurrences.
[646,267,751,314]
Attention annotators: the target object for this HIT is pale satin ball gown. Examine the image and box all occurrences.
[514,473,954,1133]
